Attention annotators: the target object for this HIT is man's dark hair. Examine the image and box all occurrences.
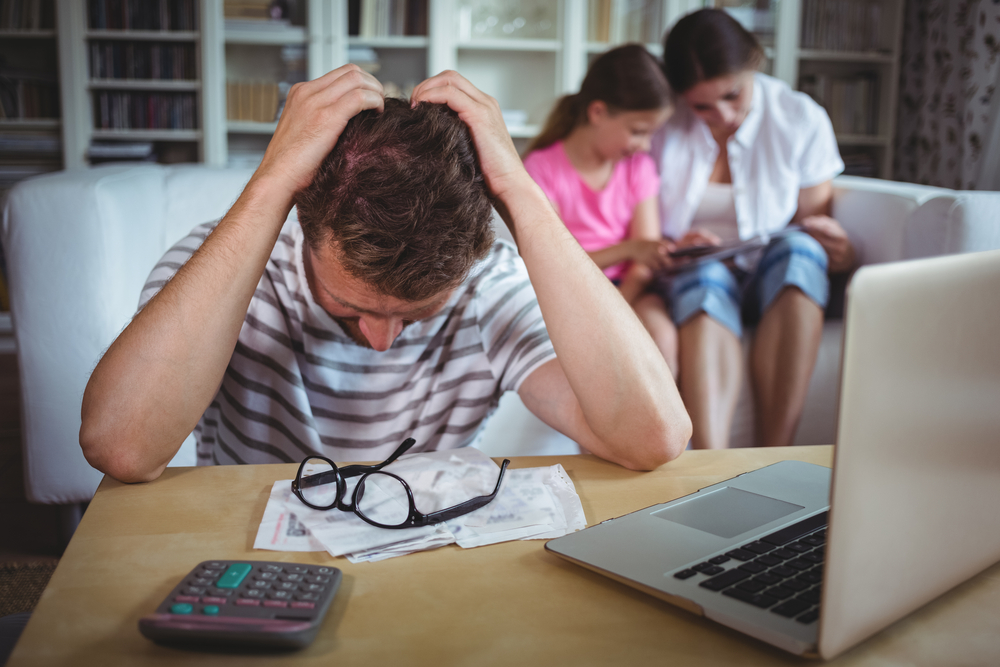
[296,98,495,302]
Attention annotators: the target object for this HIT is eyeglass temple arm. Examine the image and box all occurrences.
[338,437,417,478]
[418,459,511,524]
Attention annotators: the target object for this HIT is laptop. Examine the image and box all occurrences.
[546,248,1000,659]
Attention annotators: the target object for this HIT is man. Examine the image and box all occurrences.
[80,67,691,483]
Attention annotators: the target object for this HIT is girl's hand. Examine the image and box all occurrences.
[800,215,855,273]
[629,239,675,271]
[676,229,722,249]
[410,71,530,204]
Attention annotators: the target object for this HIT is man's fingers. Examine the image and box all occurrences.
[413,70,492,107]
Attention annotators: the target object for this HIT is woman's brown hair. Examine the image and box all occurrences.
[525,43,671,155]
[662,8,764,94]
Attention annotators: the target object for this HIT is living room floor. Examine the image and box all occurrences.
[0,353,62,565]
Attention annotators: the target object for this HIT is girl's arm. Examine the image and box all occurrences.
[618,196,669,304]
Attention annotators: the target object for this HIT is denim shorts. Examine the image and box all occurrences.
[662,231,829,338]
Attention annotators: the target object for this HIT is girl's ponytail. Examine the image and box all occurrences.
[525,93,582,154]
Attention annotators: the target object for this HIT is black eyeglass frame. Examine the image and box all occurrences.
[290,437,511,530]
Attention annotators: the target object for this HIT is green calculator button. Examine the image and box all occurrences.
[202,605,220,615]
[216,563,252,589]
[170,603,193,615]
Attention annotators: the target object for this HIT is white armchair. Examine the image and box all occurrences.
[3,165,999,514]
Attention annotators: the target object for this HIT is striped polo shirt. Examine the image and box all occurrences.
[139,217,556,465]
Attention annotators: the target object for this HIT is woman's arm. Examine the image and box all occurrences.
[794,180,855,273]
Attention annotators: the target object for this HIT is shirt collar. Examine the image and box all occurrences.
[732,74,763,149]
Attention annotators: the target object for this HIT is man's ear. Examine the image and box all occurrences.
[586,100,609,126]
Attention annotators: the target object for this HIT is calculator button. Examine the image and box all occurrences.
[254,572,278,581]
[189,577,213,587]
[290,602,316,610]
[300,584,324,592]
[295,592,321,602]
[216,563,253,589]
[276,582,297,591]
[306,575,330,584]
[208,588,233,597]
[202,605,220,615]
[170,603,193,615]
[205,562,227,569]
[269,591,293,600]
[250,580,271,589]
[263,600,289,608]
[202,597,228,605]
[281,573,304,582]
[287,566,310,574]
[261,564,284,573]
[242,589,266,599]
[174,595,199,604]
[184,587,207,596]
[235,599,261,607]
[316,567,334,574]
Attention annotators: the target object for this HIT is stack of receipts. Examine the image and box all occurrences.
[254,447,586,563]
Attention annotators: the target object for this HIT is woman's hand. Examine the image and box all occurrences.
[255,64,385,197]
[800,214,855,273]
[675,229,722,249]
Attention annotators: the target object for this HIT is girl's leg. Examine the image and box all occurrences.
[679,313,742,449]
[632,293,679,377]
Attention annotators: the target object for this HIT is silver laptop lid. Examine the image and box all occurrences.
[820,249,1000,659]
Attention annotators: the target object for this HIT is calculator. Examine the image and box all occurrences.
[138,560,342,649]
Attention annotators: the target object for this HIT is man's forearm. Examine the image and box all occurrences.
[501,176,691,468]
[80,175,294,482]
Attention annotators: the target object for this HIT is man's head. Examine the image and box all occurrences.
[295,98,496,350]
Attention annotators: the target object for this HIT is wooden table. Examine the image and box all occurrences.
[9,446,1000,665]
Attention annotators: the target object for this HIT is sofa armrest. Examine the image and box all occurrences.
[831,176,948,267]
[904,192,1000,259]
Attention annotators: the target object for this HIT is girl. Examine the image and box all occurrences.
[523,44,678,374]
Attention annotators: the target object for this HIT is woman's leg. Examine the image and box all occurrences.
[679,313,742,449]
[632,293,679,377]
[749,232,829,447]
[751,287,823,447]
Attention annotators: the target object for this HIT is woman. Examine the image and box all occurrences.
[523,44,678,374]
[654,9,855,449]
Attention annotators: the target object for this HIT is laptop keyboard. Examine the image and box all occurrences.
[672,511,828,625]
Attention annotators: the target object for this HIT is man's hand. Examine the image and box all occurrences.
[410,71,529,205]
[800,214,855,273]
[256,64,384,197]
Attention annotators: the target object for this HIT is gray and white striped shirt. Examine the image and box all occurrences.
[140,218,556,465]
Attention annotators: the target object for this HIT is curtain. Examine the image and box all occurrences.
[894,0,1000,190]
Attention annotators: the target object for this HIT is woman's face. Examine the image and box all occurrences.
[681,70,755,139]
[588,102,672,161]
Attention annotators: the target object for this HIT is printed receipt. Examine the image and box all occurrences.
[253,447,586,561]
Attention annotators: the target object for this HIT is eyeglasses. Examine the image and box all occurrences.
[291,438,511,530]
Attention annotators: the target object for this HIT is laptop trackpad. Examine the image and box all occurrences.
[652,487,803,539]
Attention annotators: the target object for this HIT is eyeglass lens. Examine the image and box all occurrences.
[298,457,339,508]
[354,472,412,527]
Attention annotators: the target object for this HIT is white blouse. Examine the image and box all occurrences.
[652,73,844,242]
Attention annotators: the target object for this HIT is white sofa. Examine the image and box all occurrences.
[3,164,999,509]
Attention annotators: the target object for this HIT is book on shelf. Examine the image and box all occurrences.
[349,0,428,38]
[87,140,154,159]
[95,91,197,130]
[224,0,305,24]
[800,0,885,52]
[89,41,196,80]
[0,0,55,30]
[226,80,279,123]
[841,150,878,178]
[799,72,878,136]
[87,0,198,32]
[588,0,661,46]
[0,70,59,119]
[0,131,60,153]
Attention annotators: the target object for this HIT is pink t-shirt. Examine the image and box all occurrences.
[524,141,660,280]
